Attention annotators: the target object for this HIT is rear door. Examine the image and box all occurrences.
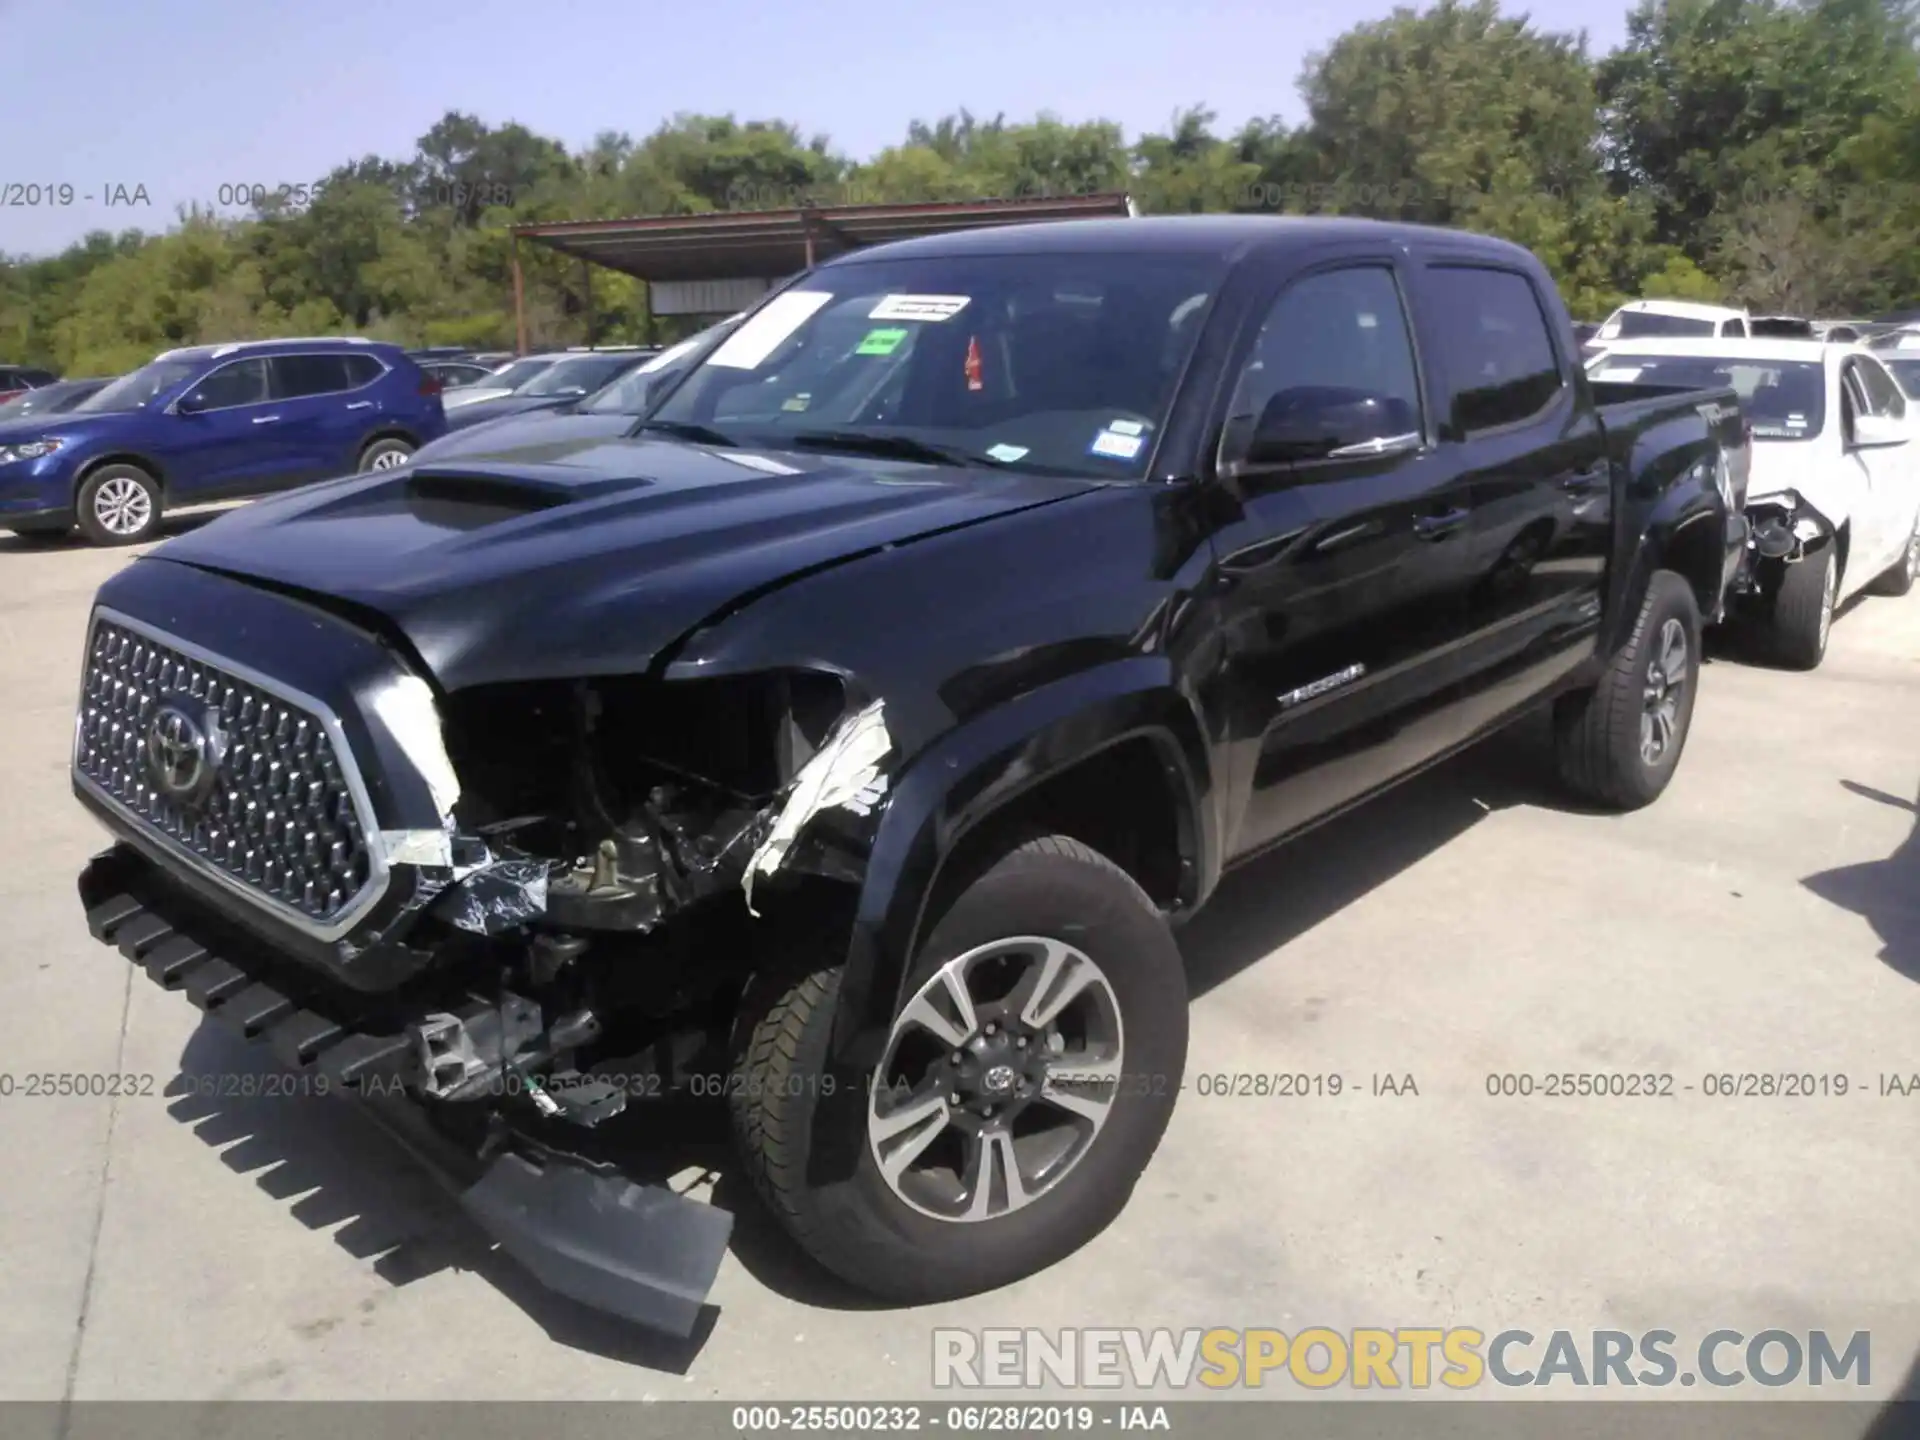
[1206,252,1490,856]
[1404,256,1612,734]
[265,353,369,483]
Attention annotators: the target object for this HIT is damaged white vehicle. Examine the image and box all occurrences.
[1589,339,1920,668]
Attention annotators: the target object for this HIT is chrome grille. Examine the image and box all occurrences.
[74,615,377,929]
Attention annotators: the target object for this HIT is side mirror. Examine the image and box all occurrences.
[1229,387,1420,471]
[174,391,208,415]
[1851,412,1910,449]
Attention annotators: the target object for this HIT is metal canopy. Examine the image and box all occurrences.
[507,193,1138,348]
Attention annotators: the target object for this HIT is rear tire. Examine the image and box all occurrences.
[1770,544,1836,670]
[1554,569,1701,810]
[75,465,161,546]
[729,835,1187,1303]
[1868,519,1919,598]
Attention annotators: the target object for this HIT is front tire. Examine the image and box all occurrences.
[1770,543,1837,669]
[357,437,414,471]
[75,465,161,546]
[730,835,1187,1302]
[1554,569,1701,810]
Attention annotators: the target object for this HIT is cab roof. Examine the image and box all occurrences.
[819,214,1542,269]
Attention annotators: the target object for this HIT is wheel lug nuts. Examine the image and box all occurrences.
[948,1092,962,1105]
[984,1022,997,1036]
[951,1053,964,1065]
[1015,1037,1027,1049]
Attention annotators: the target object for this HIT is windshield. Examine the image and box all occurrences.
[648,253,1226,478]
[71,358,201,413]
[519,354,638,398]
[1592,353,1825,440]
[1884,359,1920,400]
[581,323,736,414]
[481,358,553,391]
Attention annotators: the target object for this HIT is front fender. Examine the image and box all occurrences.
[827,657,1213,1073]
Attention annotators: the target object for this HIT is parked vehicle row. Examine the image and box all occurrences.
[68,216,1756,1336]
[441,348,661,430]
[0,376,113,420]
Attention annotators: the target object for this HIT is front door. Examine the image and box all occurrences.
[1847,355,1920,580]
[1206,258,1488,858]
[162,358,303,497]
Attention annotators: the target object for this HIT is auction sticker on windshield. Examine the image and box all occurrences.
[709,290,834,370]
[1089,427,1145,460]
[856,327,909,356]
[870,294,971,322]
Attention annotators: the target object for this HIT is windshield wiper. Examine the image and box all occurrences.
[631,419,739,446]
[785,430,970,467]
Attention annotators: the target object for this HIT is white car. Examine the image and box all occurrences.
[1589,338,1920,669]
[1592,299,1753,348]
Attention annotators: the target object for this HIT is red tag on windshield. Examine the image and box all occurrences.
[964,335,984,392]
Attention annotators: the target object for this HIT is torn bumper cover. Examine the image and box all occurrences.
[1735,489,1836,589]
[76,845,732,1336]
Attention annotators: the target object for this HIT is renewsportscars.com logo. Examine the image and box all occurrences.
[932,1327,1871,1391]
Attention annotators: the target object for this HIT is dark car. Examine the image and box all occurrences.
[409,319,740,464]
[0,366,58,403]
[441,350,657,432]
[69,217,1744,1336]
[0,376,112,421]
[0,337,447,545]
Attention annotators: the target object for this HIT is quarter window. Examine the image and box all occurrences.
[1423,266,1564,434]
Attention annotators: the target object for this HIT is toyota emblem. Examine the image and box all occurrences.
[145,702,222,806]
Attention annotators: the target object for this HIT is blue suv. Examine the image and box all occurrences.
[0,337,447,545]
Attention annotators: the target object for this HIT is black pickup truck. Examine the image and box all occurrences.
[71,216,1747,1334]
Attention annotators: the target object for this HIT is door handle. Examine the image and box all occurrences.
[1412,507,1469,539]
[346,401,374,410]
[251,415,282,424]
[1562,464,1609,492]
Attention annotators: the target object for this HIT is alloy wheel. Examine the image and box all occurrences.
[366,447,410,471]
[92,476,152,537]
[1640,616,1689,765]
[867,936,1124,1223]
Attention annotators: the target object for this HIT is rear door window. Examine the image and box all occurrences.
[1422,266,1565,434]
[271,354,356,399]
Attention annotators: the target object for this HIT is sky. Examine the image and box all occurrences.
[0,0,1631,259]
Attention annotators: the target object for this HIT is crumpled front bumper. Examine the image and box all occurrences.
[77,843,733,1336]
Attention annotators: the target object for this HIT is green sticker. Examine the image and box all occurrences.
[856,327,909,356]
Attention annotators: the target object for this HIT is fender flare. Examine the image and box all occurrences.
[826,657,1213,1074]
[1604,474,1729,656]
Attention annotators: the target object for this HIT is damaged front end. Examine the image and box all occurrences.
[1729,488,1837,609]
[390,667,895,1129]
[75,586,898,1331]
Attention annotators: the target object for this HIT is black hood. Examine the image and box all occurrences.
[410,406,637,462]
[150,435,1098,690]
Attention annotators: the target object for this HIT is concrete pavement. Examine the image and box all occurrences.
[2,521,1916,1402]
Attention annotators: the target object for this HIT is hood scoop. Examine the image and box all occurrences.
[403,469,582,526]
